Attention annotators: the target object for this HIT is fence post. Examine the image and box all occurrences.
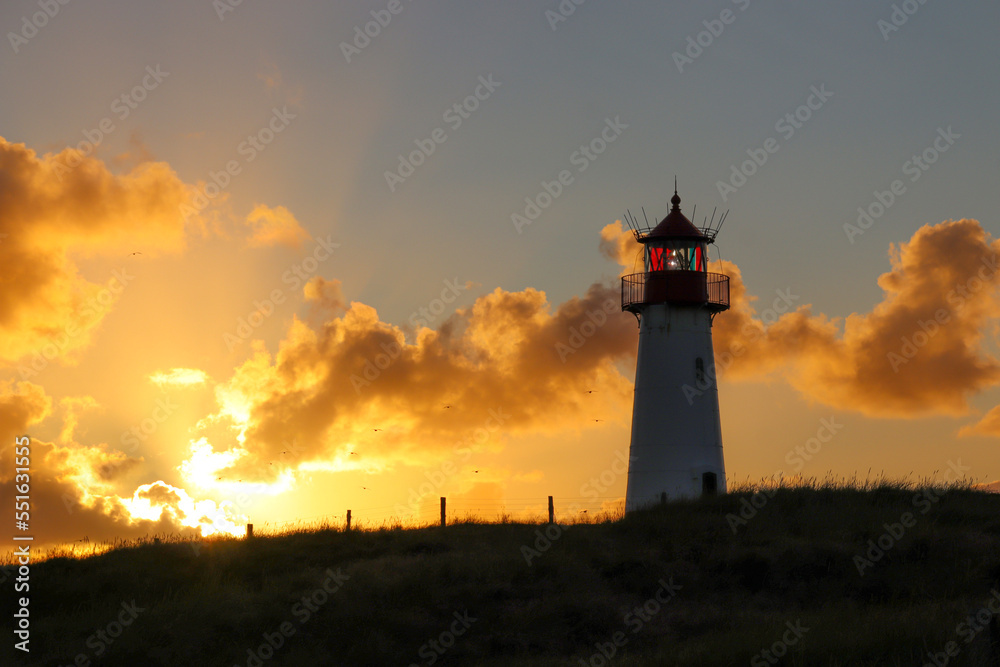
[246,523,253,539]
[346,510,351,531]
[548,496,554,524]
[660,492,667,505]
[440,497,446,527]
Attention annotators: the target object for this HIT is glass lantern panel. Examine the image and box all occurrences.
[647,242,708,271]
[647,246,664,271]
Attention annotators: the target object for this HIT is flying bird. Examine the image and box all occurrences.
[585,390,597,394]
[128,251,142,256]
[593,419,604,422]
[373,428,382,432]
[443,404,452,409]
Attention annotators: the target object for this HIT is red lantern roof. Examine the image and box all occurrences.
[644,191,704,240]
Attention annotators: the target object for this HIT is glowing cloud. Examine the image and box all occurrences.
[710,219,1000,416]
[0,136,204,367]
[150,367,209,388]
[958,405,1000,438]
[244,203,310,249]
[190,275,637,482]
[120,481,247,537]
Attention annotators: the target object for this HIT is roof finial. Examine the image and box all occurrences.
[670,176,681,210]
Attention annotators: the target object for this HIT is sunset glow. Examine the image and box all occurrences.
[1,2,998,556]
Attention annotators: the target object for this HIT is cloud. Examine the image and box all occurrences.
[244,203,311,249]
[958,405,1000,437]
[0,382,245,548]
[186,276,638,482]
[599,217,1000,417]
[149,368,209,388]
[599,220,642,275]
[304,276,347,310]
[110,130,157,170]
[0,137,203,367]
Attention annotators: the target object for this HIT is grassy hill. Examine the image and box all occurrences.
[4,481,1000,666]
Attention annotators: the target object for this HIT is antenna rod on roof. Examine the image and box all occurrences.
[705,207,717,236]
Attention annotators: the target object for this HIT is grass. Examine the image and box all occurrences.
[3,477,1000,666]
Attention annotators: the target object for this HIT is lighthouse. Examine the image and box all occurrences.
[621,186,730,511]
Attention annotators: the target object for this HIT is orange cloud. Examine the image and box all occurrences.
[244,203,310,249]
[149,368,209,388]
[599,220,642,275]
[958,405,1000,437]
[188,277,638,483]
[0,137,202,367]
[712,218,1000,417]
[0,382,246,548]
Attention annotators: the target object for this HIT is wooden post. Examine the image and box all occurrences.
[548,496,554,524]
[246,523,253,538]
[440,497,446,527]
[660,492,667,505]
[346,510,351,531]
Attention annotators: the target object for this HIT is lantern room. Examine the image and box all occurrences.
[621,189,729,313]
[641,191,710,271]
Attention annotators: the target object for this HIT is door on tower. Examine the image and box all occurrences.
[702,472,718,496]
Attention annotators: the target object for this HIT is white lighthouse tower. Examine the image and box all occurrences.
[621,186,730,511]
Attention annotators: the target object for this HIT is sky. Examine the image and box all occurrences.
[1,0,999,548]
